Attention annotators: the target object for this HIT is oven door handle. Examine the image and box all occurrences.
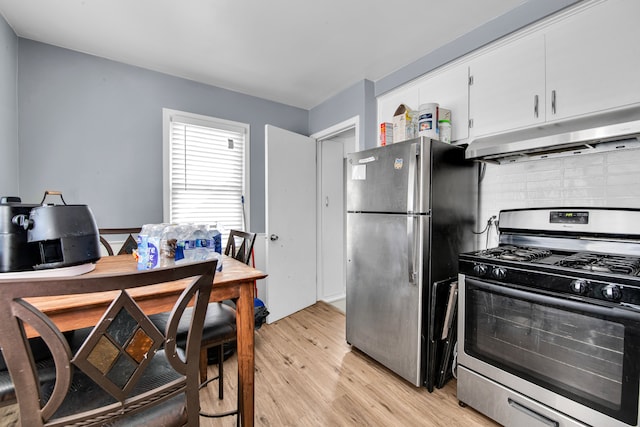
[508,398,559,427]
[466,277,640,323]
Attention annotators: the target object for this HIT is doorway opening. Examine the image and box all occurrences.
[312,117,359,313]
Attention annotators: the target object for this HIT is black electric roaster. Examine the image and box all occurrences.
[0,191,100,272]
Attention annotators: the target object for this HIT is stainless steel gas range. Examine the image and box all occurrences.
[458,208,640,427]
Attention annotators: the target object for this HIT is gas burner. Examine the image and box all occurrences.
[477,246,552,262]
[557,253,640,276]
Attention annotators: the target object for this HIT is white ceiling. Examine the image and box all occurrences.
[0,0,527,110]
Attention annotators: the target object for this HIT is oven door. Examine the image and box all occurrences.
[459,275,640,426]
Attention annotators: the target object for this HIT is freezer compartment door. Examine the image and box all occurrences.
[346,138,430,213]
[346,212,428,386]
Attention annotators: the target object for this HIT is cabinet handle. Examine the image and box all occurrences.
[551,90,557,115]
[534,95,539,118]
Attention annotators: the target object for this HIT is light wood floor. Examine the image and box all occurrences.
[199,301,499,426]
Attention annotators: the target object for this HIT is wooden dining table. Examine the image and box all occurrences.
[21,254,267,427]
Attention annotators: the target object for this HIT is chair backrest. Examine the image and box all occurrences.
[99,227,142,256]
[224,230,257,265]
[0,259,216,426]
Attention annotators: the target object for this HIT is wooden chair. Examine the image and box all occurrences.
[0,258,216,426]
[150,229,256,423]
[98,227,142,256]
[96,227,235,386]
[225,230,257,265]
[0,332,76,408]
[0,228,141,408]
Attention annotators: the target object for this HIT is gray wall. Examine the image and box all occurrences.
[17,39,308,232]
[10,0,582,233]
[308,79,375,150]
[0,14,18,196]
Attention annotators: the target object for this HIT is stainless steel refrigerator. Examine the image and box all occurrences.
[345,137,477,388]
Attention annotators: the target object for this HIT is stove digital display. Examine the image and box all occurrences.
[550,211,589,224]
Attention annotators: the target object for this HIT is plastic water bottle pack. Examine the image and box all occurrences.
[137,222,224,271]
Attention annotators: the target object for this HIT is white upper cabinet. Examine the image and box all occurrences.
[545,0,640,121]
[468,34,546,138]
[417,63,470,141]
[468,0,640,139]
[378,0,640,144]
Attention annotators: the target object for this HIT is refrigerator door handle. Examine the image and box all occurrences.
[407,142,419,213]
[407,216,419,285]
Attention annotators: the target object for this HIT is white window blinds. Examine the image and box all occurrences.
[164,110,249,233]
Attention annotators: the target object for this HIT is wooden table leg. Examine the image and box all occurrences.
[236,281,255,426]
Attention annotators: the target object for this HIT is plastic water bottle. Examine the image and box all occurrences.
[212,252,223,272]
[137,225,150,270]
[208,225,223,271]
[181,224,197,261]
[160,225,178,267]
[173,224,193,263]
[210,228,222,254]
[174,240,185,262]
[147,224,165,268]
[193,225,209,261]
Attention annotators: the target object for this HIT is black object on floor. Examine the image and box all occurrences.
[207,341,237,364]
[204,301,269,365]
[254,304,269,330]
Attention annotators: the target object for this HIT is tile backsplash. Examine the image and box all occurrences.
[478,147,640,249]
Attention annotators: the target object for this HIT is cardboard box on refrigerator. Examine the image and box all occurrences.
[380,122,393,146]
[392,104,415,143]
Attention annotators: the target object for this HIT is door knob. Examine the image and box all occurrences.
[270,234,279,241]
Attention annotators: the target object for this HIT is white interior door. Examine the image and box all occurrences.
[265,125,317,323]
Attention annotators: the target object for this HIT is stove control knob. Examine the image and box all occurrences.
[602,284,622,301]
[473,264,489,277]
[491,267,507,280]
[570,279,589,295]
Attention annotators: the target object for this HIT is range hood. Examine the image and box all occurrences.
[465,105,640,164]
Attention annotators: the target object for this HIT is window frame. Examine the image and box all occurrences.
[162,108,250,232]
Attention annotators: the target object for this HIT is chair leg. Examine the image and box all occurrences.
[198,341,239,421]
[199,347,208,384]
[218,344,225,399]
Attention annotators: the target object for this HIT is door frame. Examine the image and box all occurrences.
[311,116,359,303]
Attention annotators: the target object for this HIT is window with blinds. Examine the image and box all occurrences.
[163,109,250,234]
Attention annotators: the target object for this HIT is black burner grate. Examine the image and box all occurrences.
[557,253,640,276]
[476,246,552,262]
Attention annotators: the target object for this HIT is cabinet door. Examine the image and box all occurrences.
[469,34,546,138]
[417,63,469,141]
[545,1,640,121]
[377,83,420,144]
